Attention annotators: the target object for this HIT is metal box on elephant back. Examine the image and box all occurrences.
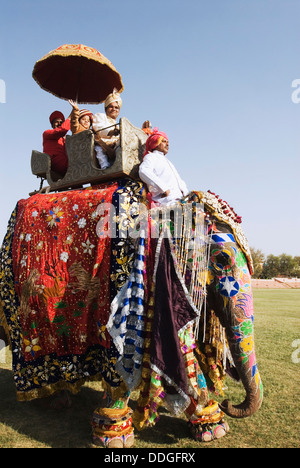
[30,117,147,193]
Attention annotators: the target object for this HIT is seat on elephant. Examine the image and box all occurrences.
[30,118,148,193]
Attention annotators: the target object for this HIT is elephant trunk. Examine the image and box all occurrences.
[220,382,262,419]
[219,315,263,419]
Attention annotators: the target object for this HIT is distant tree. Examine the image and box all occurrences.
[261,254,280,279]
[278,254,297,277]
[292,257,300,277]
[250,248,265,278]
[261,253,299,278]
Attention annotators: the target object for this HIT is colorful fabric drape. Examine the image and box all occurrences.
[0,179,146,400]
[0,182,256,433]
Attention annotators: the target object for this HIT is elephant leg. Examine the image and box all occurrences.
[185,395,229,442]
[92,382,134,448]
[181,327,229,442]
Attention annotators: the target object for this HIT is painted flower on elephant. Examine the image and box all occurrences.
[240,320,253,336]
[240,335,253,354]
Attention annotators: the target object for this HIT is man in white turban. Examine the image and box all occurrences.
[92,90,122,169]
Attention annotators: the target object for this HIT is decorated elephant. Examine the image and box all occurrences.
[0,178,262,448]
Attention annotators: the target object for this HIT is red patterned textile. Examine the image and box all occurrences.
[12,183,118,360]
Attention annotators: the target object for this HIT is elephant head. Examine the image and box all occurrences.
[206,220,263,419]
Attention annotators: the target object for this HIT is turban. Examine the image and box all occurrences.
[144,127,168,156]
[49,111,65,125]
[79,109,93,122]
[105,89,122,109]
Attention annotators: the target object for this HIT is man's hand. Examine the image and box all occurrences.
[162,189,170,198]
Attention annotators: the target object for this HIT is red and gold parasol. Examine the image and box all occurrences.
[32,44,124,104]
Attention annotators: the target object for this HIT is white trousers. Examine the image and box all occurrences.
[95,145,110,169]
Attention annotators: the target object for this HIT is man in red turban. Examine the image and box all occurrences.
[43,110,71,176]
[143,127,169,157]
[139,128,189,206]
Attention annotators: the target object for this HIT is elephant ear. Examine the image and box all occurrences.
[193,190,254,275]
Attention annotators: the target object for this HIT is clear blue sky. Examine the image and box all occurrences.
[0,0,299,257]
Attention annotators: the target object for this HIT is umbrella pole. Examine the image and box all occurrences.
[75,56,83,103]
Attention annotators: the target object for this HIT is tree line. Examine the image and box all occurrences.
[250,248,300,279]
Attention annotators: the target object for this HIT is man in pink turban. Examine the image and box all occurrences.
[139,128,189,206]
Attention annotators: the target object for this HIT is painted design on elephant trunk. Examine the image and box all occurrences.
[219,294,263,418]
[207,222,263,419]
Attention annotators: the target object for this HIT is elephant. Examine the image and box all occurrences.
[0,178,262,448]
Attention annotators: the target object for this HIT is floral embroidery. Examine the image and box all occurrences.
[24,336,42,357]
[47,206,64,228]
[60,252,69,263]
[82,239,95,255]
[77,217,87,229]
[0,181,146,400]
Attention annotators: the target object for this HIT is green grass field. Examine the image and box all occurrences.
[0,289,299,448]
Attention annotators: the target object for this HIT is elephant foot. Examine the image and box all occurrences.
[93,432,134,448]
[189,420,229,442]
[92,406,134,448]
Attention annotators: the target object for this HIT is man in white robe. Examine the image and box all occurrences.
[92,91,122,169]
[139,128,189,206]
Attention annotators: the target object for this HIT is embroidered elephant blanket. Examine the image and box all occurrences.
[0,179,146,400]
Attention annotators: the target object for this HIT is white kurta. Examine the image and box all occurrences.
[139,150,189,205]
[92,113,118,136]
